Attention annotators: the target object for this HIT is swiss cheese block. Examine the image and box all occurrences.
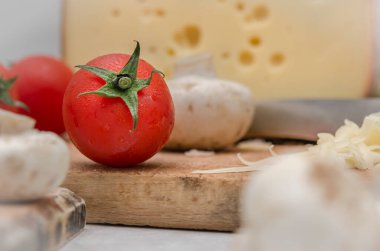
[63,0,372,99]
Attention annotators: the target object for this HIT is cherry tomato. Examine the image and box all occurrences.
[10,56,73,134]
[0,65,12,79]
[63,43,174,167]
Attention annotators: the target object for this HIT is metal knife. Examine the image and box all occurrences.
[246,99,380,141]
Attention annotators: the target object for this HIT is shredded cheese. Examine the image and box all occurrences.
[184,149,215,157]
[193,112,380,174]
[236,139,274,152]
[193,152,307,174]
[309,113,380,170]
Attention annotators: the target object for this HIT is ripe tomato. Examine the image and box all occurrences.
[0,64,23,114]
[63,42,174,167]
[10,56,73,134]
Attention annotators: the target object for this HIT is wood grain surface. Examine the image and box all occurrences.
[0,188,86,251]
[63,144,305,231]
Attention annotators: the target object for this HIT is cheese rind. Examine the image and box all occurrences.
[63,0,372,99]
[371,0,380,96]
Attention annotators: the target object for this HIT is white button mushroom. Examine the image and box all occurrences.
[0,128,70,202]
[0,109,35,135]
[0,109,70,202]
[166,75,255,150]
[235,154,380,251]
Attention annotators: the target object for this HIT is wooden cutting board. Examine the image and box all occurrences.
[63,144,305,231]
[0,188,86,251]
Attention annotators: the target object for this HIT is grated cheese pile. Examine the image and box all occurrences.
[193,112,380,174]
[309,112,380,170]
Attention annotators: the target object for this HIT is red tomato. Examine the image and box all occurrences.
[10,56,73,134]
[63,48,174,167]
[0,64,21,113]
[0,64,12,79]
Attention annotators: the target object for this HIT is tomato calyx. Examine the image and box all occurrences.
[112,73,133,90]
[76,41,164,130]
[0,76,28,110]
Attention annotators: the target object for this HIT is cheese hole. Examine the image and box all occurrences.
[245,4,269,22]
[222,52,230,59]
[148,46,157,53]
[111,9,121,17]
[155,8,166,17]
[235,2,245,11]
[270,52,285,66]
[239,50,254,65]
[166,48,176,57]
[143,8,151,15]
[174,25,201,48]
[253,5,269,21]
[249,36,261,47]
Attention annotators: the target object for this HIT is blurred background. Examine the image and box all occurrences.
[0,0,380,97]
[0,0,61,63]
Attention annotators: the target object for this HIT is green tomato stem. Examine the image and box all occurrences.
[117,76,133,90]
[76,41,164,130]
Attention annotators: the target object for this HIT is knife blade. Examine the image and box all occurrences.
[246,99,380,141]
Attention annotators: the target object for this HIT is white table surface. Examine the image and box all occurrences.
[61,224,234,251]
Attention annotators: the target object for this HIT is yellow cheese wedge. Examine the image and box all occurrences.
[62,0,372,99]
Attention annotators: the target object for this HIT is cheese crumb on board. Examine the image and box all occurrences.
[184,149,215,157]
[236,139,273,151]
[63,0,371,99]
